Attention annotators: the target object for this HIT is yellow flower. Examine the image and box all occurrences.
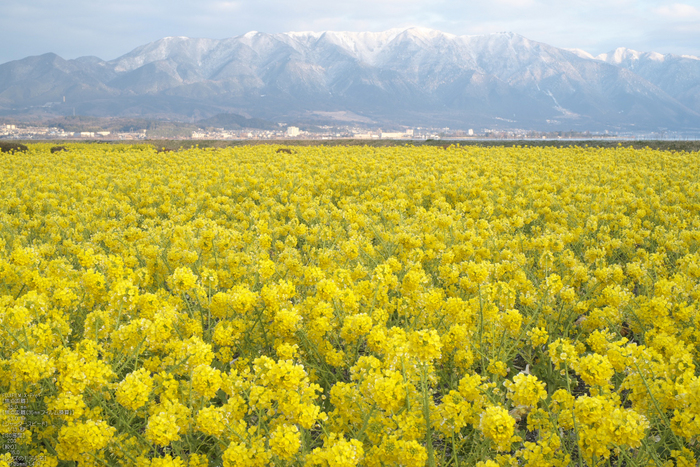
[55,420,116,462]
[28,451,59,467]
[340,313,373,343]
[395,439,428,466]
[151,455,186,467]
[269,424,301,460]
[200,267,219,288]
[188,453,209,467]
[9,349,54,383]
[501,309,523,336]
[547,338,579,370]
[306,433,364,467]
[479,405,517,451]
[192,364,223,399]
[146,411,181,446]
[196,405,226,437]
[504,373,547,407]
[116,368,153,410]
[671,448,697,467]
[168,266,198,292]
[527,326,549,348]
[407,329,442,362]
[275,342,299,360]
[273,307,301,337]
[366,370,407,413]
[258,258,276,280]
[609,407,649,448]
[222,439,270,467]
[46,391,86,422]
[487,360,509,378]
[574,353,615,387]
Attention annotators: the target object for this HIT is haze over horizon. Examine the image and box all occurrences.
[2,0,700,64]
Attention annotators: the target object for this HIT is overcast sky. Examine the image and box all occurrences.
[2,0,699,64]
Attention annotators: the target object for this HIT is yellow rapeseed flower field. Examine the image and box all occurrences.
[1,143,699,466]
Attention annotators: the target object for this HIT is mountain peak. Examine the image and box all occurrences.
[598,47,642,64]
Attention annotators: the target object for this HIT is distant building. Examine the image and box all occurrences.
[380,132,405,139]
[287,126,300,137]
[468,129,474,136]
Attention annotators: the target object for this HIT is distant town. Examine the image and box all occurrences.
[0,122,683,141]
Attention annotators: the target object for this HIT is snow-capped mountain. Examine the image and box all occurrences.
[595,48,700,112]
[1,28,699,130]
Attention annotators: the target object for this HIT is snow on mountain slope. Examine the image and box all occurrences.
[591,47,700,110]
[1,27,699,129]
[113,37,219,73]
[565,49,596,60]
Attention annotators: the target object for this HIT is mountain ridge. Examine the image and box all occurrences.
[1,28,699,131]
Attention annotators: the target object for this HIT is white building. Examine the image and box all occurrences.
[380,132,406,139]
[287,126,300,137]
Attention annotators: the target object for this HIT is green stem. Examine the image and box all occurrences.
[564,363,583,467]
[421,365,436,467]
